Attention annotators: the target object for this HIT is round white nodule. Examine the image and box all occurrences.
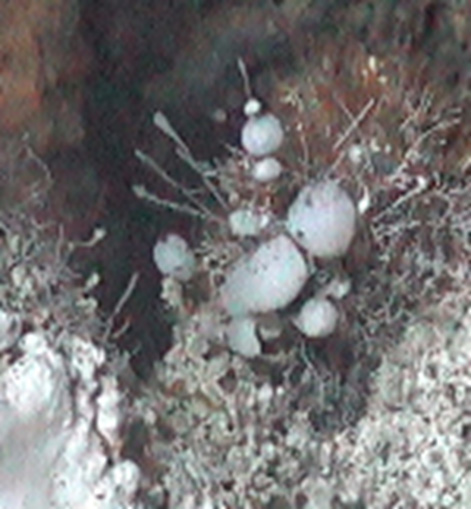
[219,234,308,316]
[153,233,196,282]
[243,98,262,117]
[251,157,283,183]
[226,316,261,357]
[293,297,339,338]
[287,180,356,259]
[241,113,284,157]
[228,208,271,238]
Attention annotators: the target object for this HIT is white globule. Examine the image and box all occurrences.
[241,113,284,157]
[219,234,308,316]
[293,297,339,338]
[226,316,261,357]
[243,97,262,117]
[228,208,271,237]
[153,233,196,282]
[251,157,283,183]
[287,180,357,258]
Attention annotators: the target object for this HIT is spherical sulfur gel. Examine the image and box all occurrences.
[241,113,284,157]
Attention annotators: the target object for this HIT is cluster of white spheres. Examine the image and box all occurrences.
[221,179,354,355]
[240,97,285,183]
[220,179,357,322]
[220,97,357,354]
[152,97,359,357]
[227,98,286,239]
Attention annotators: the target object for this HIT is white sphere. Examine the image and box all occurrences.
[226,316,261,357]
[243,97,262,117]
[293,297,338,338]
[286,180,356,259]
[241,113,284,157]
[228,208,271,237]
[153,233,196,282]
[251,157,283,183]
[219,234,308,316]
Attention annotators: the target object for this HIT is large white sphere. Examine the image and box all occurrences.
[293,297,339,338]
[219,234,308,316]
[153,233,196,282]
[286,180,356,259]
[241,113,284,157]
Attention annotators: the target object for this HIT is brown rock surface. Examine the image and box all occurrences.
[0,0,87,152]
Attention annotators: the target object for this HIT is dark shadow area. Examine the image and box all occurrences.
[76,0,300,378]
[77,0,188,378]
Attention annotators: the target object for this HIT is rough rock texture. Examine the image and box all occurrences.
[0,214,142,509]
[0,0,86,152]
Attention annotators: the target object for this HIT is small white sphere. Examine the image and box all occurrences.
[286,180,356,259]
[293,297,338,338]
[243,97,262,117]
[219,234,308,316]
[251,157,283,183]
[241,113,284,157]
[153,233,196,282]
[228,208,270,237]
[347,143,366,166]
[226,316,261,357]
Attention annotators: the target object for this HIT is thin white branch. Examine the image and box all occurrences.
[333,97,377,152]
[132,184,210,219]
[135,149,218,219]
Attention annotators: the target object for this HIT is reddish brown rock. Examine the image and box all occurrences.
[0,0,87,153]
